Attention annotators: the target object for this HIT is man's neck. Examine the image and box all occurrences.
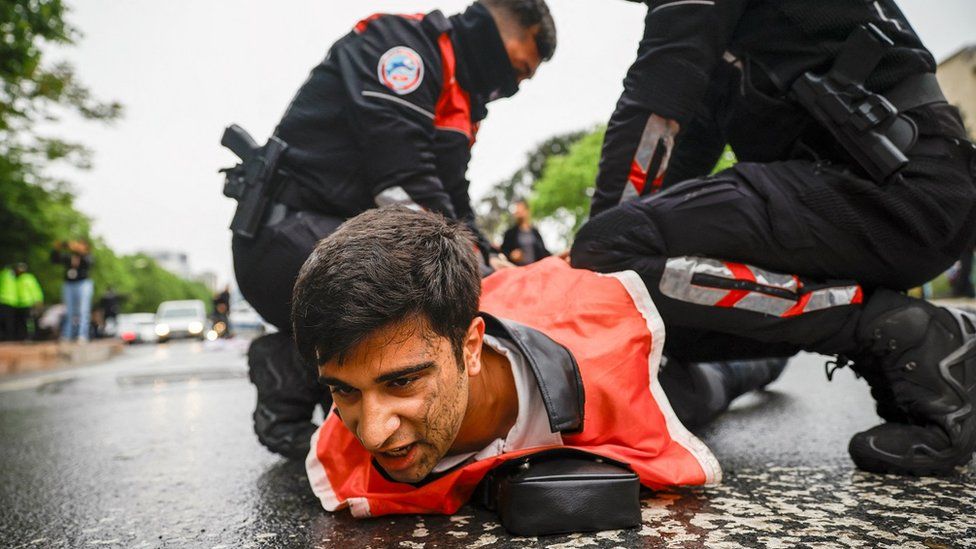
[449,343,518,455]
[518,220,532,231]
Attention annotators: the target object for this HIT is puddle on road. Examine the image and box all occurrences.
[116,370,247,387]
[36,377,79,394]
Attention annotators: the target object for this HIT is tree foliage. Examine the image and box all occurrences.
[531,128,606,239]
[1,1,209,314]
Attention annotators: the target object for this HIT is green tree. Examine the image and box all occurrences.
[1,0,121,269]
[2,1,208,316]
[531,128,606,240]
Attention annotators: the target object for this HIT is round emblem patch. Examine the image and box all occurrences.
[377,46,424,95]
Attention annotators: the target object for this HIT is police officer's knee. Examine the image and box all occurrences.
[571,203,666,271]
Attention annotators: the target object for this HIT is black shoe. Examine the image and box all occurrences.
[848,291,976,475]
[248,332,331,460]
[659,357,789,429]
[720,357,789,395]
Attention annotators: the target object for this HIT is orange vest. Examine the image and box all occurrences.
[306,258,720,517]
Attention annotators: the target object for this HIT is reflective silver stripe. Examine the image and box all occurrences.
[660,256,860,317]
[619,180,640,204]
[748,265,799,294]
[650,0,715,15]
[361,90,434,119]
[659,256,731,306]
[633,121,659,178]
[799,286,861,314]
[374,186,424,211]
[735,292,795,317]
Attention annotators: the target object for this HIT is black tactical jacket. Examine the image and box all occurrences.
[594,0,968,216]
[273,11,490,245]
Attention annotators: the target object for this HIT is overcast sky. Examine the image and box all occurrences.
[46,0,975,287]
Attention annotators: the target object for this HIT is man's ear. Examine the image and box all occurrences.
[463,316,486,377]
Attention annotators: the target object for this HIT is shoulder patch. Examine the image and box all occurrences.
[377,46,424,95]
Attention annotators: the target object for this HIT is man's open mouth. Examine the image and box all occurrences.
[382,443,415,457]
[375,442,421,472]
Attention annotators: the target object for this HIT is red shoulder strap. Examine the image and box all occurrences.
[433,33,475,144]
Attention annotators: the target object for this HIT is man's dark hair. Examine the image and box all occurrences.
[292,206,482,369]
[482,0,557,60]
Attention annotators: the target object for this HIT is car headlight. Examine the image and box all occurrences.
[188,321,203,334]
[155,323,170,337]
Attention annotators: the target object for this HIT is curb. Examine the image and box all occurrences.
[0,341,125,377]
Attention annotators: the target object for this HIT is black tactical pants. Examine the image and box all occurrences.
[572,138,976,363]
[232,210,343,458]
[232,211,346,331]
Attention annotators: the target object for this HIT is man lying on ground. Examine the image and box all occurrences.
[291,206,783,517]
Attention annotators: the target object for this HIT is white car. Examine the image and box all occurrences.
[228,303,268,337]
[155,300,207,342]
[116,313,158,344]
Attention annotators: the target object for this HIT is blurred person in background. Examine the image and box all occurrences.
[11,263,43,341]
[0,265,16,341]
[500,200,550,266]
[212,285,232,338]
[52,239,94,343]
[98,286,122,337]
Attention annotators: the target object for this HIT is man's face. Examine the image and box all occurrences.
[513,202,529,224]
[319,317,484,483]
[504,24,542,83]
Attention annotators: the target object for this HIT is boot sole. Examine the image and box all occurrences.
[848,433,974,476]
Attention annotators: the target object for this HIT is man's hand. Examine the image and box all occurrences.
[489,254,516,271]
[509,249,524,264]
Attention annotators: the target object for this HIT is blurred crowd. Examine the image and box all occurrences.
[1,240,121,343]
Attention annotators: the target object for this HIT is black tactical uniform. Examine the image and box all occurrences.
[572,0,976,475]
[233,5,525,460]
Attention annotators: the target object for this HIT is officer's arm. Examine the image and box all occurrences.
[334,26,456,217]
[626,0,745,123]
[591,0,745,217]
[661,63,738,187]
[433,131,496,263]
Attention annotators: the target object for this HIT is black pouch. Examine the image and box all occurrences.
[480,448,641,536]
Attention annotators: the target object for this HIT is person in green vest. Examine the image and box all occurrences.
[11,263,44,341]
[0,266,17,342]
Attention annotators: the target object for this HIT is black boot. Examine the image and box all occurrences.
[248,332,332,460]
[848,290,976,475]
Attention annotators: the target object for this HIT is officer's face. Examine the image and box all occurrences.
[319,316,485,483]
[504,24,542,83]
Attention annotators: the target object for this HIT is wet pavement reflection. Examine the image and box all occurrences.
[1,342,973,548]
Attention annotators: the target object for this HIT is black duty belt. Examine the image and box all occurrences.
[884,73,947,113]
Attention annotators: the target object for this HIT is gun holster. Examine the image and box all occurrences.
[477,448,641,536]
[219,124,289,239]
[789,24,946,184]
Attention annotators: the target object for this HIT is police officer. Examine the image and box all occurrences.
[572,0,976,475]
[231,1,556,460]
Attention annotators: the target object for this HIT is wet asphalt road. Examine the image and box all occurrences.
[1,339,973,548]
